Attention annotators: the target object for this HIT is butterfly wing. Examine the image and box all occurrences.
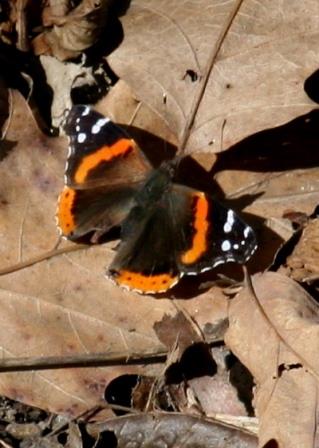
[108,182,257,293]
[57,105,152,241]
[169,185,257,274]
[108,203,181,293]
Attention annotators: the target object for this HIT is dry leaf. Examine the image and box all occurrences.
[2,2,319,433]
[189,346,253,417]
[33,0,112,60]
[225,272,319,448]
[0,91,229,416]
[39,55,104,127]
[154,311,202,352]
[280,218,319,283]
[90,412,257,447]
[109,0,317,152]
[108,0,319,271]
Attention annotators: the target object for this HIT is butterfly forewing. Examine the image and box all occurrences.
[64,105,152,189]
[57,105,152,241]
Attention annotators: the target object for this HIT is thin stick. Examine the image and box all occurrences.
[0,244,89,276]
[0,330,224,373]
[0,349,168,372]
[178,0,244,153]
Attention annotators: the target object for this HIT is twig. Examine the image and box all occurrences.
[178,0,244,153]
[0,349,167,372]
[0,243,89,276]
[47,405,103,437]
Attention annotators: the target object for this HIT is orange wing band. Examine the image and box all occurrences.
[113,270,179,293]
[180,192,209,264]
[57,187,76,235]
[74,139,133,184]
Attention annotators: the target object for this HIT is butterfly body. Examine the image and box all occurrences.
[57,105,257,294]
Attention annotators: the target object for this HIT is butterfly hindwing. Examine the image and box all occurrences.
[109,201,181,293]
[169,185,258,274]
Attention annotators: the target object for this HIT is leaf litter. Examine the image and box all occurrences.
[0,0,319,447]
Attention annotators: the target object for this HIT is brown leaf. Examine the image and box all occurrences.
[225,272,319,447]
[33,0,112,60]
[109,0,317,152]
[280,218,319,283]
[189,346,253,417]
[90,412,257,447]
[0,92,229,416]
[108,0,319,272]
[154,311,202,352]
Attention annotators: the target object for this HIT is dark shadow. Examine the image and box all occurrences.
[0,42,54,134]
[226,352,255,416]
[166,342,217,384]
[0,0,131,133]
[212,109,319,176]
[83,0,132,63]
[304,69,319,104]
[122,125,178,168]
[71,61,118,106]
[96,431,118,448]
[104,374,139,416]
[0,140,17,161]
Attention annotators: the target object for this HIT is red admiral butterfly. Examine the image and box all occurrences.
[57,105,257,294]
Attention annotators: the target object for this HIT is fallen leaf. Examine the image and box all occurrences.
[225,272,319,447]
[90,412,258,447]
[189,346,254,417]
[154,311,202,352]
[0,91,230,416]
[109,0,317,153]
[32,0,112,60]
[279,218,319,283]
[108,0,319,271]
[39,56,108,127]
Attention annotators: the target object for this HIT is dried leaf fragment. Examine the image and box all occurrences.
[225,272,319,447]
[280,218,319,283]
[33,0,112,60]
[90,412,257,447]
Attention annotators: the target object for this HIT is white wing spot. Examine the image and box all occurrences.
[76,117,80,124]
[92,118,109,134]
[77,133,86,143]
[233,243,239,250]
[244,227,251,238]
[221,240,231,251]
[224,222,231,233]
[75,125,80,132]
[82,106,90,116]
[241,240,245,246]
[223,210,235,233]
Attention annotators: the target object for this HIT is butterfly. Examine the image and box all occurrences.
[57,105,257,294]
